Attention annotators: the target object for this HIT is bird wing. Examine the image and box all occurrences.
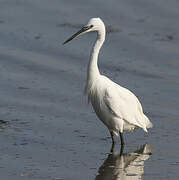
[103,79,148,131]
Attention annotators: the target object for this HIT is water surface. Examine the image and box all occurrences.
[0,0,179,179]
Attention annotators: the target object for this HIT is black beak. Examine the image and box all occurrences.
[63,25,93,45]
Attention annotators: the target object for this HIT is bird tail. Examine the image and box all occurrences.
[144,114,153,129]
[140,115,152,132]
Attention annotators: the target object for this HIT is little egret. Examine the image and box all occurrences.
[63,18,152,150]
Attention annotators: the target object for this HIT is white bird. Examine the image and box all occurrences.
[63,18,152,149]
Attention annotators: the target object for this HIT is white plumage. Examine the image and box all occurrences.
[63,17,152,148]
[85,75,152,134]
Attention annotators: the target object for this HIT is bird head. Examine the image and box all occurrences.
[63,18,105,45]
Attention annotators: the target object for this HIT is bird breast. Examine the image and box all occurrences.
[85,77,114,126]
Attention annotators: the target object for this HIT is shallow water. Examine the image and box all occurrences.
[0,0,179,179]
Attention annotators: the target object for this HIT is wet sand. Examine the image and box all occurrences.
[0,0,179,179]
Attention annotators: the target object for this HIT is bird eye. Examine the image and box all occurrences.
[83,25,93,31]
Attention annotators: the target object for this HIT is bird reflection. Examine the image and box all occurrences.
[95,144,152,180]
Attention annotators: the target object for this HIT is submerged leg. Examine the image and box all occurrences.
[110,131,116,152]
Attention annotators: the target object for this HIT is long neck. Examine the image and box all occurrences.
[87,29,105,81]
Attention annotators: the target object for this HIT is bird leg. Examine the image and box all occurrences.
[110,131,116,144]
[119,143,124,156]
[119,132,124,146]
[119,132,124,155]
[110,131,116,152]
